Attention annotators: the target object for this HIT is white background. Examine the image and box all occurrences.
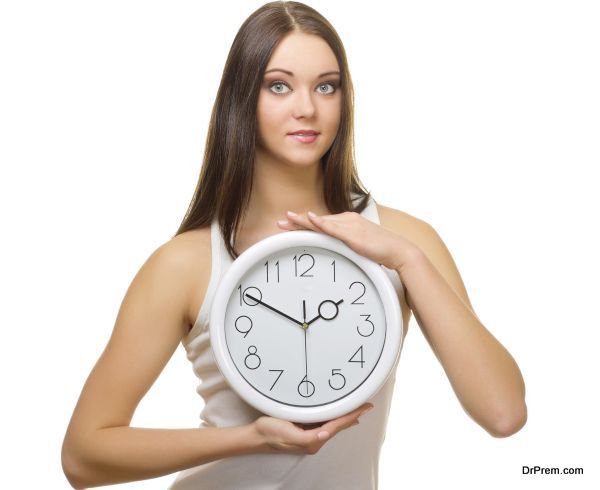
[1,1,598,488]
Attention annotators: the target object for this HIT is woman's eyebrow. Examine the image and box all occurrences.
[264,68,340,77]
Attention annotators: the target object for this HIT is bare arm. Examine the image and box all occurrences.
[395,221,527,438]
[60,233,259,488]
[64,424,262,488]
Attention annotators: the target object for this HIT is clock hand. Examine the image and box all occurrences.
[244,293,304,327]
[303,300,308,394]
[306,298,344,326]
[301,299,309,331]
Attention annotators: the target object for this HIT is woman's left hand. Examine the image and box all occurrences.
[277,210,420,271]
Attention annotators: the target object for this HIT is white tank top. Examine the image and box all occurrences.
[168,195,406,490]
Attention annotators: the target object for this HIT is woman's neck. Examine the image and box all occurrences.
[242,154,331,231]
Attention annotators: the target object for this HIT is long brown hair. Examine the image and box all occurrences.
[173,1,371,261]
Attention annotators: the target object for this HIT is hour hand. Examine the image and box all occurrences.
[244,293,304,327]
[306,298,344,326]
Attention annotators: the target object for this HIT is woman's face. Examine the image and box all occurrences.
[256,32,342,168]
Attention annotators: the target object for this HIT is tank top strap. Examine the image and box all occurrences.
[182,219,226,345]
[357,194,380,224]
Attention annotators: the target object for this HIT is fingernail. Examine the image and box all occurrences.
[317,431,330,440]
[307,211,317,218]
[360,406,374,416]
[277,220,288,225]
[287,211,297,217]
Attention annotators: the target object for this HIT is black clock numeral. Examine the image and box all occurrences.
[349,281,366,305]
[348,345,365,368]
[331,259,336,282]
[357,314,375,337]
[328,368,346,391]
[244,345,261,370]
[239,286,262,306]
[293,253,315,278]
[298,375,315,397]
[234,315,253,338]
[268,369,284,391]
[264,260,280,283]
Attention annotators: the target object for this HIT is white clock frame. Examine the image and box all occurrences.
[209,229,403,423]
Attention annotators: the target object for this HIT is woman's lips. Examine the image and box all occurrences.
[288,134,319,143]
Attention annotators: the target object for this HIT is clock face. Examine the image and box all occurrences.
[222,244,387,408]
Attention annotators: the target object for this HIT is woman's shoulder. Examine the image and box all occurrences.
[375,202,447,265]
[375,202,433,238]
[159,226,212,265]
[376,202,476,312]
[171,225,212,246]
[158,226,213,328]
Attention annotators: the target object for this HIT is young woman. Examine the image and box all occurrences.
[61,2,527,488]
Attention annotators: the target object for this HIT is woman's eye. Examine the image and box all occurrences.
[317,82,337,95]
[267,80,338,95]
[268,81,291,94]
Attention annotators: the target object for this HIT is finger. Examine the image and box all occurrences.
[292,424,331,444]
[335,404,373,427]
[285,211,319,231]
[307,211,347,222]
[276,218,309,231]
[276,219,293,228]
[310,403,374,439]
[307,211,342,234]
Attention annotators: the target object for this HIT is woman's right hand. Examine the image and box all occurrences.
[251,403,374,455]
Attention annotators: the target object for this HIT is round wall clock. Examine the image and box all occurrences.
[209,229,403,423]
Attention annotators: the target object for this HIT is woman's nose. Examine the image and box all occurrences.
[291,90,317,119]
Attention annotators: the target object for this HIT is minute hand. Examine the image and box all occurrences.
[245,293,304,327]
[306,299,344,326]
